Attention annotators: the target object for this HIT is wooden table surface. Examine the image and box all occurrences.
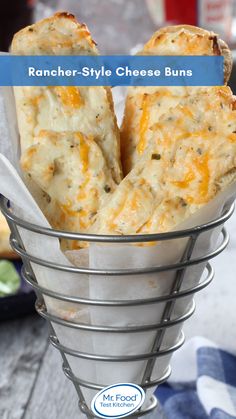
[0,315,82,419]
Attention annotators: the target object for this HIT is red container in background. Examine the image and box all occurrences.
[146,0,233,42]
[164,0,197,25]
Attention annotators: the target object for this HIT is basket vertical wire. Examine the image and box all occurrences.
[0,196,234,418]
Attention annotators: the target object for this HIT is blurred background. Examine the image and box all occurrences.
[1,0,236,53]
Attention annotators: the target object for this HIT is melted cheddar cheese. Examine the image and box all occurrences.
[121,25,231,174]
[138,95,150,155]
[21,130,116,247]
[172,170,196,189]
[54,87,84,108]
[94,87,236,236]
[12,12,122,188]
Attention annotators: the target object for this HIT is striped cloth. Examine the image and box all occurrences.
[155,337,236,419]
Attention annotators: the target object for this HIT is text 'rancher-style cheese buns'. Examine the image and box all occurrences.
[21,130,116,248]
[93,87,236,235]
[121,25,233,175]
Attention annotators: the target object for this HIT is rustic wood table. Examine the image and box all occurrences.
[1,1,236,418]
[0,315,82,419]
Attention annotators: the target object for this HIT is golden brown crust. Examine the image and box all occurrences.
[21,130,116,241]
[11,11,98,55]
[11,13,122,241]
[121,25,233,175]
[142,25,232,83]
[54,11,77,20]
[52,12,98,46]
[218,39,233,84]
[232,95,236,110]
[148,24,215,36]
[94,86,236,235]
[12,13,122,184]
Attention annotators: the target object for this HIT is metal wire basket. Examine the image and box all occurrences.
[0,195,234,419]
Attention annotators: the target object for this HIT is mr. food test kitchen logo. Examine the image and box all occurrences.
[91,383,145,418]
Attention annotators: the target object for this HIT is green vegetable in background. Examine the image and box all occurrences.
[0,260,20,297]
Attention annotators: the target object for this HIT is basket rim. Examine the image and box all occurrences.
[0,195,234,243]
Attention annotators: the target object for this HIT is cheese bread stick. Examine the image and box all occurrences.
[11,12,122,184]
[21,130,116,248]
[121,25,232,175]
[93,87,236,235]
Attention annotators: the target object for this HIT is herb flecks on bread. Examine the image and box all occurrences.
[11,12,122,246]
[11,16,236,241]
[121,25,232,175]
[21,130,115,246]
[93,87,236,235]
[11,12,122,183]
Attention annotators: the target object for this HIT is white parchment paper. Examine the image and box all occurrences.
[0,83,235,415]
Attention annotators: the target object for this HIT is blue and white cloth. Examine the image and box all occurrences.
[155,337,236,419]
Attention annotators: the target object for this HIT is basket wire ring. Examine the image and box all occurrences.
[0,196,234,418]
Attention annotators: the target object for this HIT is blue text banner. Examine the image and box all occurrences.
[0,55,223,86]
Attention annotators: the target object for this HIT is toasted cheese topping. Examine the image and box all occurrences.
[172,170,196,189]
[121,86,189,174]
[121,25,232,175]
[228,133,236,142]
[12,12,122,186]
[14,84,122,183]
[76,132,89,173]
[193,154,210,203]
[54,87,84,108]
[92,87,236,236]
[144,28,218,55]
[11,12,97,55]
[21,130,116,246]
[138,94,150,155]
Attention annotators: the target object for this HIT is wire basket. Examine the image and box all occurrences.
[0,195,234,419]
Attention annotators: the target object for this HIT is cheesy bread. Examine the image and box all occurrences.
[11,12,122,184]
[121,25,233,175]
[21,130,116,248]
[92,86,236,235]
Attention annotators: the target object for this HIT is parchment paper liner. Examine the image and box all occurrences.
[0,81,235,413]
